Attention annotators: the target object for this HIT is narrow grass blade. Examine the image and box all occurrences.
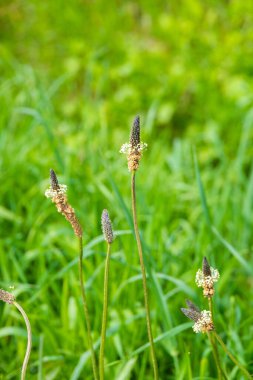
[150,271,172,330]
[193,148,212,227]
[193,147,252,274]
[15,107,64,170]
[130,322,191,357]
[38,334,44,380]
[116,357,137,380]
[212,226,251,274]
[108,176,134,231]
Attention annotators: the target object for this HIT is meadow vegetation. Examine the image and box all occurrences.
[1,1,253,379]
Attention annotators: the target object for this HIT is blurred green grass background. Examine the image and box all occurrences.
[1,0,253,379]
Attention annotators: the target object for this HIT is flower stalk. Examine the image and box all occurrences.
[131,171,159,380]
[121,116,158,379]
[99,210,114,380]
[208,331,227,380]
[214,332,252,380]
[0,290,32,380]
[208,297,226,379]
[45,169,98,380]
[14,302,32,380]
[79,237,99,380]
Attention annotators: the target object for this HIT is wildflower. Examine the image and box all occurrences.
[45,169,83,237]
[0,289,15,304]
[181,300,214,333]
[101,209,114,244]
[195,257,220,297]
[120,116,147,171]
[192,310,214,333]
[45,169,68,200]
[45,184,67,199]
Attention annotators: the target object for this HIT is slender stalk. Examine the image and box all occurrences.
[214,332,252,380]
[99,243,111,380]
[208,298,227,380]
[208,298,214,322]
[13,301,32,380]
[207,332,226,380]
[78,237,98,380]
[131,171,159,380]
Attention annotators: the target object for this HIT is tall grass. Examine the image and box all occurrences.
[1,93,253,377]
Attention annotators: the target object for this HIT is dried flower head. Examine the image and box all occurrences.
[0,289,15,304]
[120,115,147,171]
[195,257,220,298]
[45,169,83,237]
[101,209,114,244]
[181,300,214,333]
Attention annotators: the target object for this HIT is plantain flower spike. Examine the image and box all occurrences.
[120,115,147,172]
[181,300,214,333]
[185,299,200,313]
[45,169,83,237]
[195,257,220,298]
[0,289,15,304]
[50,168,59,190]
[101,209,114,244]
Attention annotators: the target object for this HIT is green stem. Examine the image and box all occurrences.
[78,237,99,380]
[207,332,223,380]
[99,243,111,380]
[214,332,252,380]
[208,298,214,323]
[208,298,227,380]
[131,171,159,380]
[13,301,32,380]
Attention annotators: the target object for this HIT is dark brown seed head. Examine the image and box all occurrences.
[129,115,140,148]
[0,289,15,304]
[186,300,200,313]
[181,308,201,322]
[202,257,211,277]
[101,209,114,244]
[50,169,60,190]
